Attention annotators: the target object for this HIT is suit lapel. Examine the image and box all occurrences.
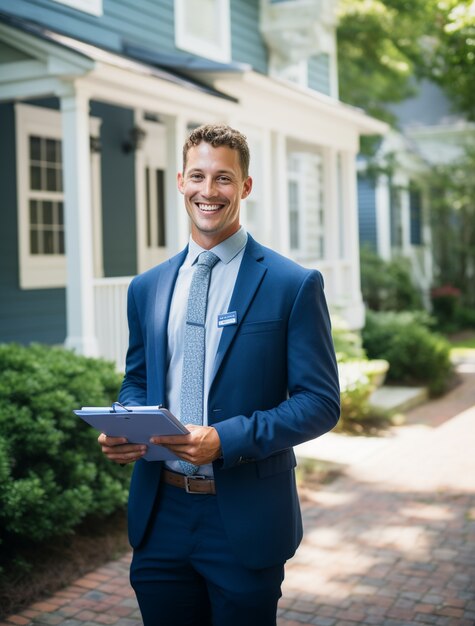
[211,236,267,383]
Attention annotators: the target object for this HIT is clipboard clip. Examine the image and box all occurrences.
[111,402,132,413]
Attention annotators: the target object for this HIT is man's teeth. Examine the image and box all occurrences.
[197,203,221,212]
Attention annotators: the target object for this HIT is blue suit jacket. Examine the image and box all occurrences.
[119,235,340,569]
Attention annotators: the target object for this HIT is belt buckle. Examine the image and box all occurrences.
[184,474,207,494]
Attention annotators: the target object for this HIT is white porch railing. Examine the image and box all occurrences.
[93,276,133,371]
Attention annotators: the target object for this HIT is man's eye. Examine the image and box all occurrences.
[190,174,203,180]
[217,176,231,183]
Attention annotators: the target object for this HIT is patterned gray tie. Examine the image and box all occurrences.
[179,250,220,475]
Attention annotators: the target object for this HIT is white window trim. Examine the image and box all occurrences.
[288,155,305,254]
[175,0,231,63]
[135,116,169,273]
[50,0,103,16]
[15,103,101,290]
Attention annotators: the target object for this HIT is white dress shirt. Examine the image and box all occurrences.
[165,227,248,476]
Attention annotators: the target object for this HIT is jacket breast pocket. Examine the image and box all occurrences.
[256,449,297,478]
[239,319,283,335]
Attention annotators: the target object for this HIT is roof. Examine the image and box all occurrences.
[0,11,237,102]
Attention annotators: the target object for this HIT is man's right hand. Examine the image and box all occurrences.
[98,433,147,465]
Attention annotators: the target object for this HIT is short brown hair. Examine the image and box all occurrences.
[183,124,250,178]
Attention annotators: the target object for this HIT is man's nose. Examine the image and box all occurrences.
[202,178,217,197]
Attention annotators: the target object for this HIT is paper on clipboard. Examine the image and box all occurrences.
[74,404,188,461]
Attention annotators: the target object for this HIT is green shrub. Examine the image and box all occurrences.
[0,343,129,572]
[360,246,423,311]
[362,311,453,395]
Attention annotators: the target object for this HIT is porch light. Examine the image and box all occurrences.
[90,135,102,153]
[122,125,146,153]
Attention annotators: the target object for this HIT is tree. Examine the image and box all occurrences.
[336,0,439,125]
[426,142,475,306]
[337,0,475,124]
[431,1,475,121]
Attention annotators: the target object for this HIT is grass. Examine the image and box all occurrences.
[450,337,475,349]
[447,331,475,360]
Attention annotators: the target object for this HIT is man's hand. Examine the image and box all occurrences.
[98,433,147,465]
[150,425,222,466]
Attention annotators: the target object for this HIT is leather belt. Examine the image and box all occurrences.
[161,468,216,495]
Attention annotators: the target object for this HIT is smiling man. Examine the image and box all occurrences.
[98,124,340,626]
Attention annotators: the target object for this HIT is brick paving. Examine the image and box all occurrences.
[2,365,475,626]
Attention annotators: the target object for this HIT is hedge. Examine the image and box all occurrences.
[0,343,130,573]
[362,311,453,396]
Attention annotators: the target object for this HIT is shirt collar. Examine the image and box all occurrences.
[188,227,248,266]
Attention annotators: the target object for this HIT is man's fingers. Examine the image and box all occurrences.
[98,433,128,446]
[97,432,147,465]
[150,434,190,445]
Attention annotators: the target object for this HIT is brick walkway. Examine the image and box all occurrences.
[3,366,475,626]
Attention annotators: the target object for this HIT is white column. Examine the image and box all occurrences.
[165,115,189,253]
[322,146,340,299]
[61,88,98,356]
[400,184,411,256]
[271,131,290,257]
[341,150,365,330]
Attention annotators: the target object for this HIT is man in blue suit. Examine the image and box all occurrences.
[99,124,340,626]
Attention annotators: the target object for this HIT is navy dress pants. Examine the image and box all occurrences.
[130,481,284,626]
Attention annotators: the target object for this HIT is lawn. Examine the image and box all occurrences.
[448,331,475,360]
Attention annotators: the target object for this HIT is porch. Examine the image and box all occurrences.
[0,16,387,366]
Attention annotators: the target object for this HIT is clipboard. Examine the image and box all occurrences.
[74,402,188,462]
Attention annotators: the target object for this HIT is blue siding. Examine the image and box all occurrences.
[90,101,137,278]
[1,0,268,72]
[0,98,137,347]
[0,102,67,345]
[308,53,331,96]
[357,175,377,251]
[231,0,268,74]
[0,0,175,54]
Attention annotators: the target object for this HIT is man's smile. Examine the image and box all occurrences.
[196,202,225,212]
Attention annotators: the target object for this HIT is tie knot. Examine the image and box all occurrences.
[197,251,219,269]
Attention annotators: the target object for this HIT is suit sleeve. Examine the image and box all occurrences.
[213,270,340,468]
[118,279,148,406]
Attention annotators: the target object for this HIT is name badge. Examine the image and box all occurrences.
[217,311,238,328]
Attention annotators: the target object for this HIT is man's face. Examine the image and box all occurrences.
[177,142,252,249]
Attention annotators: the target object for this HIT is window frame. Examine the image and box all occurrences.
[175,0,231,63]
[15,103,101,289]
[50,0,102,16]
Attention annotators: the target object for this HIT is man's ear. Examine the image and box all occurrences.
[241,176,253,200]
[177,172,184,194]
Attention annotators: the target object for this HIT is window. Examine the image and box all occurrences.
[390,185,403,249]
[288,152,325,259]
[51,0,102,16]
[175,0,231,62]
[409,186,423,246]
[15,103,101,289]
[288,179,300,250]
[136,120,169,273]
[28,136,65,256]
[145,167,166,249]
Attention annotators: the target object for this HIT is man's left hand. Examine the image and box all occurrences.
[150,425,222,465]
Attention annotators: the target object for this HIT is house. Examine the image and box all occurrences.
[0,0,386,370]
[357,80,475,306]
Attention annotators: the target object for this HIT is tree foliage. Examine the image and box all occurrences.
[431,1,475,121]
[425,142,475,306]
[360,245,423,312]
[336,0,439,124]
[337,0,475,122]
